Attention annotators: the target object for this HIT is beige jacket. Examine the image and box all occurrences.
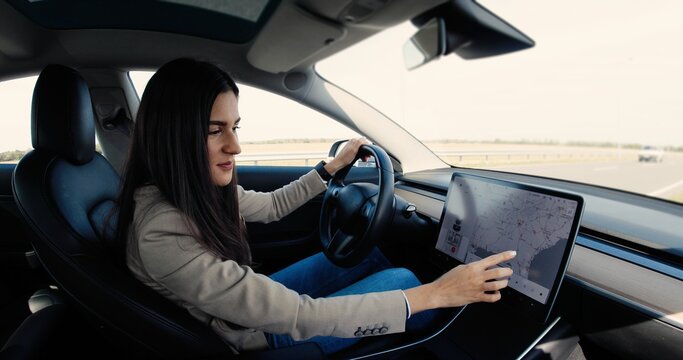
[126,170,407,352]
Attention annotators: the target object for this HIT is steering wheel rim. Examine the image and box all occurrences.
[319,144,395,267]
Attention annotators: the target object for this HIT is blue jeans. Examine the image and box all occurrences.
[266,248,436,354]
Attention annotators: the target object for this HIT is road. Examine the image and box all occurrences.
[487,153,683,199]
[236,145,683,202]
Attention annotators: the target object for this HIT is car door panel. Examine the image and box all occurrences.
[0,164,37,271]
[0,163,52,346]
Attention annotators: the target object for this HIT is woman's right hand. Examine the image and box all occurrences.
[404,250,516,313]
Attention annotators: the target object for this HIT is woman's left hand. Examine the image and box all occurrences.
[324,137,370,175]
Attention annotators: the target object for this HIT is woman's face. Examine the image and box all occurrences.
[207,91,241,186]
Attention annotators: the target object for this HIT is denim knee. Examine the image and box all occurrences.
[376,267,421,289]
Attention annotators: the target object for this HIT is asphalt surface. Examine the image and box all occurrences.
[488,153,683,200]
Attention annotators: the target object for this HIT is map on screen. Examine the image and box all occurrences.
[435,174,580,305]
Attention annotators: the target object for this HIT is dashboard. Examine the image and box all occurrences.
[394,167,683,335]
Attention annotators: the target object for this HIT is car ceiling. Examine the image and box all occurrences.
[0,0,448,80]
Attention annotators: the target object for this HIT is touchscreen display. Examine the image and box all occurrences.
[435,174,580,305]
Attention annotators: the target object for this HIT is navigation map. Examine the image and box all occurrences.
[436,176,578,304]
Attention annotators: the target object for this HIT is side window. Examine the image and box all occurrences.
[236,86,360,166]
[129,71,360,166]
[129,71,154,100]
[0,76,37,164]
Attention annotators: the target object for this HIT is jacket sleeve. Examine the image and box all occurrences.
[237,170,326,224]
[136,209,407,341]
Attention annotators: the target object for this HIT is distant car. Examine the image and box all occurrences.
[638,146,664,162]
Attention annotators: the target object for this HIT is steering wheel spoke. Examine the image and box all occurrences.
[360,200,375,221]
[328,229,357,257]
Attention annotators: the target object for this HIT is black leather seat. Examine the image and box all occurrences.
[11,64,234,359]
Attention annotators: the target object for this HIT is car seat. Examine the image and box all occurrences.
[11,64,239,358]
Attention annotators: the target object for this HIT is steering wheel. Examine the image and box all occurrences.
[319,145,395,267]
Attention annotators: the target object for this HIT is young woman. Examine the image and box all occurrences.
[115,58,516,354]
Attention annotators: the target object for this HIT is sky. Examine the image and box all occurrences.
[1,0,682,151]
[316,0,683,147]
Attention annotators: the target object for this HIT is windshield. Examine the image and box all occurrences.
[317,0,683,205]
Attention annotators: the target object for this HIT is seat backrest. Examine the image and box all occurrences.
[12,65,232,358]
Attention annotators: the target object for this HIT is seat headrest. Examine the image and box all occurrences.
[32,64,95,165]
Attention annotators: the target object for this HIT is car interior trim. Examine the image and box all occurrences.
[567,276,682,331]
[394,187,444,221]
[347,306,466,360]
[516,316,562,360]
[578,226,683,273]
[395,181,447,200]
[576,235,683,281]
[247,3,345,73]
[567,246,683,328]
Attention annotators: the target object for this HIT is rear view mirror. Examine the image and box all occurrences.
[404,0,534,70]
[403,18,446,70]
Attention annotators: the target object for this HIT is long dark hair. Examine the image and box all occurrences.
[115,58,250,265]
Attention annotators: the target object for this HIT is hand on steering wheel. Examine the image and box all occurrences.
[319,144,395,267]
[322,137,369,175]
